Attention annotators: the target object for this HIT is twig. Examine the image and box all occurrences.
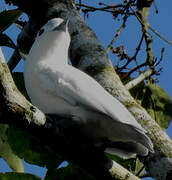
[154,47,165,67]
[135,5,154,65]
[3,0,8,11]
[153,0,159,14]
[131,33,144,60]
[127,62,148,77]
[77,0,82,13]
[7,49,21,71]
[130,5,172,46]
[76,3,115,13]
[136,164,145,177]
[109,161,141,180]
[125,68,153,90]
[15,20,27,30]
[139,173,151,178]
[106,15,128,53]
[115,34,144,73]
[149,26,172,46]
[0,47,6,62]
[124,47,164,88]
[76,3,124,12]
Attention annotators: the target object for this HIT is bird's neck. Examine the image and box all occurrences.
[29,32,69,66]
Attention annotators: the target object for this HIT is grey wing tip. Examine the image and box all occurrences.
[105,141,152,158]
[134,127,154,154]
[143,133,154,154]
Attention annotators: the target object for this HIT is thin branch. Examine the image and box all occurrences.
[125,68,153,90]
[136,8,154,66]
[131,33,144,60]
[15,20,27,30]
[76,3,124,12]
[153,0,159,14]
[136,164,145,177]
[149,26,172,46]
[109,161,141,180]
[7,49,22,71]
[130,5,172,46]
[0,60,141,180]
[154,47,165,67]
[119,34,144,73]
[106,15,128,53]
[126,62,148,77]
[114,34,144,73]
[0,47,6,62]
[139,173,151,178]
[125,47,164,90]
[76,3,115,13]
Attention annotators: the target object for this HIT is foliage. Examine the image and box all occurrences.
[7,126,64,169]
[107,153,144,176]
[0,33,16,48]
[131,82,172,129]
[45,164,93,180]
[0,9,22,33]
[0,0,172,180]
[143,84,172,129]
[0,172,41,180]
[0,125,24,172]
[0,9,22,50]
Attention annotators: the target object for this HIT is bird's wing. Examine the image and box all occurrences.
[38,64,144,130]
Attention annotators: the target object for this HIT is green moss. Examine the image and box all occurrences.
[85,64,115,77]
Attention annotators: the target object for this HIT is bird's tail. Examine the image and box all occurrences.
[133,126,154,153]
[105,141,149,158]
[104,121,154,157]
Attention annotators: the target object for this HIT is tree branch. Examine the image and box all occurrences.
[106,14,128,53]
[7,49,21,71]
[4,0,172,179]
[0,58,142,179]
[0,47,5,62]
[125,68,153,90]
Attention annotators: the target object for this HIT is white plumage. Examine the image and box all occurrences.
[24,18,154,158]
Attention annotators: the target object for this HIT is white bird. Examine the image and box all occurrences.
[24,18,154,158]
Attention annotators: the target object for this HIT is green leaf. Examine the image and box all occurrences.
[0,9,22,33]
[0,172,41,180]
[45,163,93,180]
[107,153,136,173]
[131,82,172,129]
[106,153,144,175]
[0,124,24,172]
[130,81,146,105]
[142,84,172,129]
[7,126,63,169]
[0,33,16,48]
[0,9,22,32]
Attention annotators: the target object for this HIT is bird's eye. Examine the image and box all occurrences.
[38,29,44,36]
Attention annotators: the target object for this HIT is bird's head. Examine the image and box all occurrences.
[37,18,69,36]
[28,18,70,64]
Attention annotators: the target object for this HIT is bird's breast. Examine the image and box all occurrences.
[24,65,72,114]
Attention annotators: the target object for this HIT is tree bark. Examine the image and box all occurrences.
[3,0,172,179]
[0,54,142,179]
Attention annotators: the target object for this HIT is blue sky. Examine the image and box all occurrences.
[0,0,172,179]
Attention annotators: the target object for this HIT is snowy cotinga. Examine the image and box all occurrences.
[24,18,154,158]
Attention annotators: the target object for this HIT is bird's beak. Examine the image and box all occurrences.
[53,19,69,32]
